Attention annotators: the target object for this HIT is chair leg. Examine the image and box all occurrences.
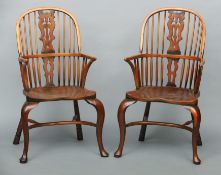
[188,105,201,165]
[114,99,136,158]
[138,102,151,141]
[73,100,83,140]
[86,98,109,157]
[13,116,23,145]
[19,102,38,164]
[191,113,202,146]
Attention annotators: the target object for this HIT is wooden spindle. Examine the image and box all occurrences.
[161,11,166,54]
[68,16,71,53]
[136,59,141,87]
[63,14,66,52]
[193,61,199,87]
[23,16,33,87]
[189,60,195,88]
[141,58,144,86]
[57,11,61,86]
[157,13,160,54]
[72,20,76,53]
[19,23,25,56]
[197,26,203,57]
[150,57,153,86]
[180,13,190,88]
[73,56,76,85]
[145,57,149,85]
[68,57,71,86]
[57,11,61,53]
[34,12,41,86]
[34,12,38,54]
[145,21,149,53]
[68,17,72,85]
[184,12,190,55]
[77,56,80,86]
[193,19,201,56]
[155,13,160,86]
[151,16,154,54]
[80,57,87,87]
[23,17,29,55]
[189,15,196,56]
[184,60,190,88]
[27,61,33,88]
[63,57,66,86]
[28,14,37,87]
[63,14,66,85]
[179,59,185,87]
[160,58,164,86]
[150,15,154,86]
[31,59,37,87]
[156,58,158,86]
[28,14,33,55]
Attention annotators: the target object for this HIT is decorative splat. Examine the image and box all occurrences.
[167,11,185,54]
[38,10,55,86]
[166,59,179,87]
[166,11,185,87]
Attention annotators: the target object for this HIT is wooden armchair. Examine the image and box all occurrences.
[13,7,108,163]
[114,8,206,164]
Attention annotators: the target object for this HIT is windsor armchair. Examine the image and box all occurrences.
[114,8,206,164]
[13,7,108,163]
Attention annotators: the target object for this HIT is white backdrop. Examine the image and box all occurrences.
[0,0,221,174]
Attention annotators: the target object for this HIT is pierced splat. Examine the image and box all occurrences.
[38,10,55,86]
[166,58,179,87]
[167,11,185,54]
[166,11,185,87]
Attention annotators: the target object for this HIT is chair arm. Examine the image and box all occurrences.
[194,61,204,94]
[124,54,205,90]
[124,54,144,89]
[79,53,97,61]
[18,57,28,64]
[78,53,97,87]
[18,57,29,90]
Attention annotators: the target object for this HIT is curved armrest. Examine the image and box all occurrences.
[18,53,97,88]
[78,53,97,87]
[124,53,205,90]
[79,53,97,61]
[124,53,202,62]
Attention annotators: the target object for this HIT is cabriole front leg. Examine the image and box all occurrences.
[114,98,136,158]
[191,113,202,146]
[187,105,202,165]
[19,102,39,164]
[86,98,109,157]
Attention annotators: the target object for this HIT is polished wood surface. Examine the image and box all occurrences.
[126,86,198,105]
[24,86,96,101]
[14,7,108,163]
[115,8,206,165]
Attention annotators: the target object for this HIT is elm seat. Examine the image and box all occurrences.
[24,86,96,101]
[126,86,199,105]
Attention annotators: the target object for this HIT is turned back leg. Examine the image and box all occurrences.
[73,100,83,140]
[13,116,23,145]
[138,102,151,141]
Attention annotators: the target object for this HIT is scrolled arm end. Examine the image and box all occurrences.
[79,53,97,62]
[18,57,28,64]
